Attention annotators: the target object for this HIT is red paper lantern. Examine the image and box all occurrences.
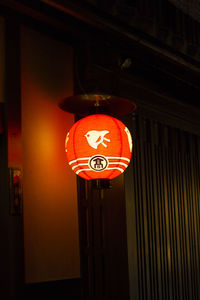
[65,114,132,180]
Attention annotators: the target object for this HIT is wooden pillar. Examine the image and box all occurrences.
[2,18,24,299]
[78,176,130,300]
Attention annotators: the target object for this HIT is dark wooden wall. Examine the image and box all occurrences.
[75,35,200,298]
[127,110,200,300]
[74,0,200,62]
[77,107,200,300]
[78,176,130,300]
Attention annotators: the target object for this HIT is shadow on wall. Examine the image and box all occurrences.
[24,278,81,300]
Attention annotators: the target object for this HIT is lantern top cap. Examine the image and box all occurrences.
[58,94,136,116]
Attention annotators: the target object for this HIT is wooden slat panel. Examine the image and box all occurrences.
[130,112,200,300]
[78,107,200,300]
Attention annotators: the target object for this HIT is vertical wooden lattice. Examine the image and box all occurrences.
[78,176,129,300]
[78,181,107,300]
[132,114,200,300]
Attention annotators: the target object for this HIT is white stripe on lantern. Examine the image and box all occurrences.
[107,156,130,162]
[72,161,128,170]
[69,157,91,165]
[71,161,128,171]
[69,156,130,166]
[72,163,88,170]
[108,162,128,167]
[75,167,124,175]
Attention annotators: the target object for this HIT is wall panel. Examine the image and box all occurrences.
[130,112,200,300]
[21,27,80,283]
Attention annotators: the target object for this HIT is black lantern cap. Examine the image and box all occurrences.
[58,94,136,116]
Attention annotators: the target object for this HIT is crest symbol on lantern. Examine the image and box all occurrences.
[84,130,110,149]
[89,155,108,171]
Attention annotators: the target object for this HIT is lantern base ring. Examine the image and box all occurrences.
[91,179,111,190]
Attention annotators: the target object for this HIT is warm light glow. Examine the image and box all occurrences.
[21,27,80,283]
[65,114,133,180]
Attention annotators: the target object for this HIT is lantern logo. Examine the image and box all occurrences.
[84,130,110,149]
[89,155,108,171]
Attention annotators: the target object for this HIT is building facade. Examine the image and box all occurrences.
[0,1,200,299]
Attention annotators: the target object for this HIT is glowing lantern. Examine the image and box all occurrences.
[65,114,132,180]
